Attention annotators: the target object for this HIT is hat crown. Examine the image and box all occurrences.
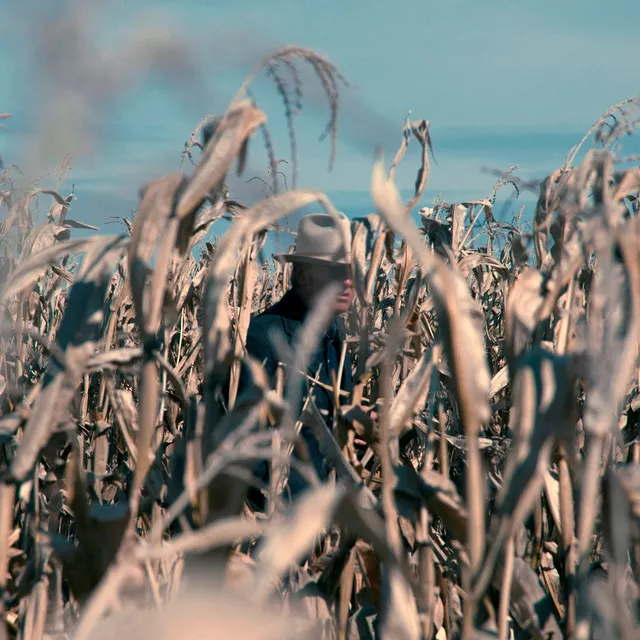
[282,212,351,265]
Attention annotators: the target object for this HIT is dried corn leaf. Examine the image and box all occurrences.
[19,223,70,259]
[86,347,143,372]
[474,346,578,599]
[601,467,633,581]
[394,465,468,544]
[378,564,420,640]
[543,470,563,536]
[387,346,433,436]
[490,365,509,398]
[583,226,640,439]
[450,204,467,256]
[228,240,261,408]
[1,235,124,300]
[505,268,546,367]
[372,156,491,574]
[350,220,369,307]
[177,100,266,220]
[495,558,563,639]
[128,173,184,339]
[9,237,126,482]
[371,155,491,429]
[253,483,347,594]
[302,399,374,493]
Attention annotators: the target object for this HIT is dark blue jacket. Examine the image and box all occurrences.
[237,288,353,506]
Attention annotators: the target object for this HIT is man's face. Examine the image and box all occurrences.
[304,263,355,314]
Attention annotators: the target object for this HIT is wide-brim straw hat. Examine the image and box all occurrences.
[275,212,352,266]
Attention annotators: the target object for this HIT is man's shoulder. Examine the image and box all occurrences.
[245,305,297,366]
[247,305,290,340]
[247,311,281,335]
[250,307,281,324]
[249,294,300,329]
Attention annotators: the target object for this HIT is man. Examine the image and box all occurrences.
[236,212,355,508]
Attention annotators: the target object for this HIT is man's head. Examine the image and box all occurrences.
[276,212,355,315]
[290,261,354,314]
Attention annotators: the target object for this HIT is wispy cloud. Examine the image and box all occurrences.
[1,0,638,212]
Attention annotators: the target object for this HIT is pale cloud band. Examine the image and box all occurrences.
[1,0,637,229]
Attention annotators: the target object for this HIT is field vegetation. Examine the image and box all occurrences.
[0,43,639,640]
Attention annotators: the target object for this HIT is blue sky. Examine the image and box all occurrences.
[0,0,639,231]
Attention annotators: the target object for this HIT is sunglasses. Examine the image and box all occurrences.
[323,264,351,281]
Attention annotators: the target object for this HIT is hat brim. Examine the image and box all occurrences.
[274,253,350,266]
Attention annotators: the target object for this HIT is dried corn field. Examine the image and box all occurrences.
[1,47,640,640]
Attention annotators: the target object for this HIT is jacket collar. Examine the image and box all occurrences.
[271,288,310,322]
